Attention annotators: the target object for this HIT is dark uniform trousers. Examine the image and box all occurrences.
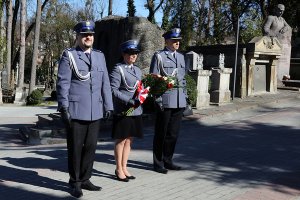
[153,107,184,168]
[67,119,101,183]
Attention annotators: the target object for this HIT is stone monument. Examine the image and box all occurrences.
[185,51,211,109]
[263,4,292,84]
[14,87,27,105]
[14,63,27,105]
[210,54,232,105]
[94,16,164,73]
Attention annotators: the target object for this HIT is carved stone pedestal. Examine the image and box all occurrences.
[196,69,211,109]
[210,68,232,105]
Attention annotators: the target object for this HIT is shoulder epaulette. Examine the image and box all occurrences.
[154,50,163,55]
[115,63,123,67]
[92,49,102,53]
[66,48,75,52]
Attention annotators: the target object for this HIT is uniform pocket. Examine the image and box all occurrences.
[69,95,80,102]
[69,95,80,117]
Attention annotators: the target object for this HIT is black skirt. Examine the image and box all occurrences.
[112,115,143,139]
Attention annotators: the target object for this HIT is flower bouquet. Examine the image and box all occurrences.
[123,80,150,116]
[141,73,177,97]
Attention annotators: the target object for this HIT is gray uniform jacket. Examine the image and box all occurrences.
[150,48,187,108]
[110,62,143,116]
[56,47,113,121]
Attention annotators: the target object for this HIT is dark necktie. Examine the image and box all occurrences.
[85,53,90,61]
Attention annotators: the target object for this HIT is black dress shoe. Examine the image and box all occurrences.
[153,167,168,174]
[115,170,129,182]
[125,175,136,180]
[71,185,83,198]
[164,163,182,170]
[81,180,102,191]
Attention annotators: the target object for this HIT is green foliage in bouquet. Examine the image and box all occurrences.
[185,74,197,107]
[26,89,43,105]
[142,74,177,97]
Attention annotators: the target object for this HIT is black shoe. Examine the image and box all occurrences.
[81,180,102,191]
[115,170,129,182]
[125,175,136,180]
[153,167,168,174]
[164,163,182,170]
[71,185,83,198]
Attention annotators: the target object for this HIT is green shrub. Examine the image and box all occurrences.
[26,89,43,105]
[185,74,197,107]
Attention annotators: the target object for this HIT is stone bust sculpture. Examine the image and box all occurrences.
[263,4,292,42]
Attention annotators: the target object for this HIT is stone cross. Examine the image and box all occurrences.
[197,53,203,70]
[219,53,225,69]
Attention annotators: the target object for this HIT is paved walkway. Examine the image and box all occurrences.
[0,89,299,200]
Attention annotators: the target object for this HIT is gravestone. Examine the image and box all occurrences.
[247,36,282,95]
[1,68,8,89]
[210,54,232,104]
[14,87,27,105]
[185,51,211,109]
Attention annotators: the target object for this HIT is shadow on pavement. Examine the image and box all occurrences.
[165,119,300,194]
[0,165,72,199]
[0,184,74,200]
[1,107,300,198]
[0,124,35,146]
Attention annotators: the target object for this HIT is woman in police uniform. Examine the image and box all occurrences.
[110,40,143,182]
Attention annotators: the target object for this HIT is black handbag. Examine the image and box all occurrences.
[183,104,193,116]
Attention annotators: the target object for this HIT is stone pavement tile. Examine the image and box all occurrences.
[1,93,300,200]
[232,186,300,200]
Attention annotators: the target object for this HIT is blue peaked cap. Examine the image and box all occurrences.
[162,28,182,40]
[74,21,95,33]
[120,40,140,53]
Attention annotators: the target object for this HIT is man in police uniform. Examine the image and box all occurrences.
[56,20,113,198]
[150,28,187,174]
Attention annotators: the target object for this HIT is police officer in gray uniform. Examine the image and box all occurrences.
[56,20,113,198]
[110,40,144,182]
[150,28,187,174]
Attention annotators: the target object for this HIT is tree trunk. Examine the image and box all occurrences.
[11,0,20,69]
[6,0,13,88]
[0,1,3,103]
[161,0,173,29]
[12,0,50,75]
[0,0,4,71]
[146,0,155,23]
[29,0,42,94]
[108,0,112,15]
[205,0,212,38]
[18,0,26,88]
